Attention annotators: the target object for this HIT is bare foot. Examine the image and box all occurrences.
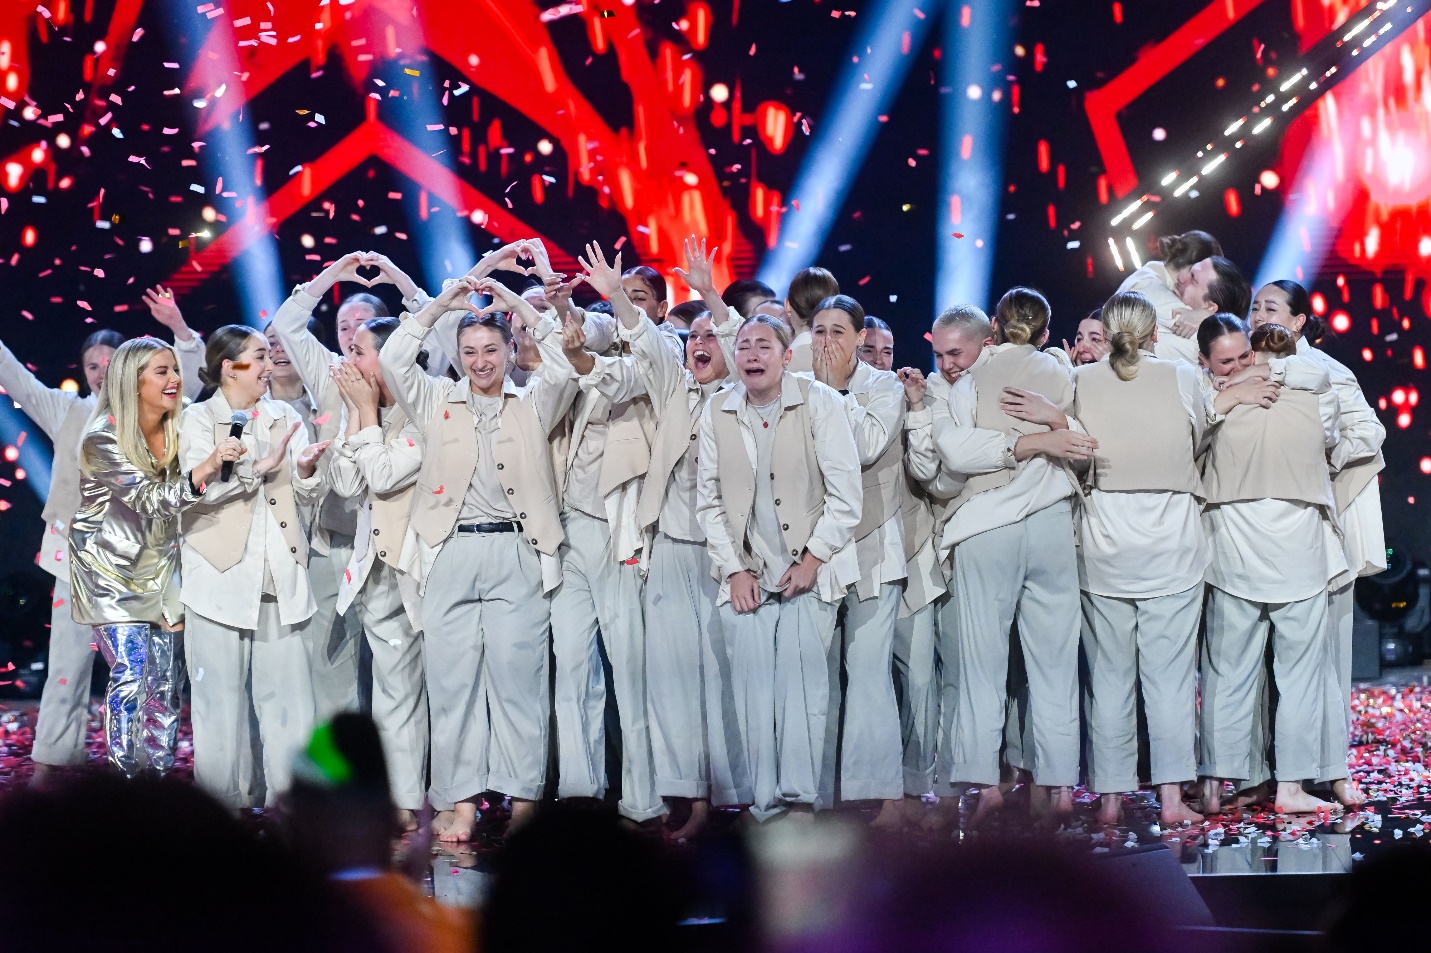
[1027,784,1051,818]
[969,785,1004,828]
[920,796,961,831]
[1096,792,1123,826]
[1231,780,1272,809]
[1274,782,1335,815]
[1195,777,1225,816]
[1158,783,1204,826]
[870,798,907,831]
[1331,778,1367,808]
[28,762,59,790]
[507,798,537,836]
[439,802,478,842]
[1047,786,1074,820]
[396,809,418,833]
[431,810,456,837]
[667,798,710,842]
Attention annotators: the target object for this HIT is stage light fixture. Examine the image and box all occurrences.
[757,0,938,293]
[1101,0,1431,273]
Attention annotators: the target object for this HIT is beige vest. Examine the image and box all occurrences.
[551,391,657,502]
[1073,358,1202,496]
[408,389,563,556]
[636,386,702,531]
[39,399,93,530]
[1202,390,1336,509]
[1334,454,1384,515]
[897,467,934,564]
[712,376,824,569]
[367,407,416,569]
[951,346,1073,511]
[181,404,310,573]
[852,389,905,541]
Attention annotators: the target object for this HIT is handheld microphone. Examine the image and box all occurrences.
[220,411,247,482]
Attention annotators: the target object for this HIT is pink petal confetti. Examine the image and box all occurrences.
[312,413,331,426]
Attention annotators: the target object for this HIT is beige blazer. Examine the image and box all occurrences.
[180,397,311,573]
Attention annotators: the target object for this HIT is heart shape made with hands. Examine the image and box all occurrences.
[351,262,387,287]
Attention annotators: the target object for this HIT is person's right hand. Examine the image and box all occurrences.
[332,359,379,413]
[308,251,369,296]
[729,570,762,614]
[1170,308,1208,338]
[672,235,719,298]
[577,241,624,300]
[194,435,246,487]
[1229,378,1282,409]
[1016,429,1098,462]
[897,367,927,408]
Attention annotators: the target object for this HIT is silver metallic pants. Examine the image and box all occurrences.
[93,624,183,778]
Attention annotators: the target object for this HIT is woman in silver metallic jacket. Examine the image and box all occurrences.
[67,336,242,777]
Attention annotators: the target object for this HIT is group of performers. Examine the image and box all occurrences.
[9,226,1383,837]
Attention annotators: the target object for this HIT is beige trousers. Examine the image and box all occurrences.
[298,534,364,720]
[645,532,750,806]
[550,510,664,822]
[352,559,429,810]
[185,597,316,809]
[422,531,549,804]
[1199,586,1327,782]
[837,583,905,801]
[947,501,1082,788]
[32,578,100,766]
[720,589,840,822]
[891,601,939,796]
[1081,586,1201,793]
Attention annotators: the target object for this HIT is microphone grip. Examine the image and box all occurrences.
[219,421,245,482]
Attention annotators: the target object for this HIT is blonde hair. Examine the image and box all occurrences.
[993,287,1051,346]
[737,314,793,350]
[82,337,182,478]
[932,304,993,341]
[1101,291,1157,381]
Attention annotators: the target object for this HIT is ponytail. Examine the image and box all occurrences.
[993,286,1050,347]
[1100,291,1157,381]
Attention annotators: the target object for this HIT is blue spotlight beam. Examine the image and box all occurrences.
[1254,138,1344,289]
[757,0,942,293]
[936,0,1018,312]
[388,66,475,288]
[169,0,284,326]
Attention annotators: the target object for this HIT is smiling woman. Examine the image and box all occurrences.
[67,337,225,779]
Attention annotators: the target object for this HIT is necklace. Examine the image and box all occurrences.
[752,398,781,429]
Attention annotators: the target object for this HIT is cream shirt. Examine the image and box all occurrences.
[328,406,425,627]
[457,393,519,523]
[1297,337,1387,579]
[788,330,813,373]
[796,361,907,596]
[589,311,742,546]
[1203,359,1347,603]
[178,393,323,629]
[928,345,1079,557]
[696,376,863,605]
[1078,356,1210,599]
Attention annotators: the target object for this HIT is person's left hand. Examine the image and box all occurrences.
[1000,386,1066,429]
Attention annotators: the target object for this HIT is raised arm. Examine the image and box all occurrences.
[578,241,645,330]
[0,339,80,439]
[672,236,738,325]
[379,278,479,434]
[142,285,206,401]
[480,279,579,434]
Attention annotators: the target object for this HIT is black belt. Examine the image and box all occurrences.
[456,520,521,534]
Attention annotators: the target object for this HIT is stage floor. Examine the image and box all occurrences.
[2,677,1429,913]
